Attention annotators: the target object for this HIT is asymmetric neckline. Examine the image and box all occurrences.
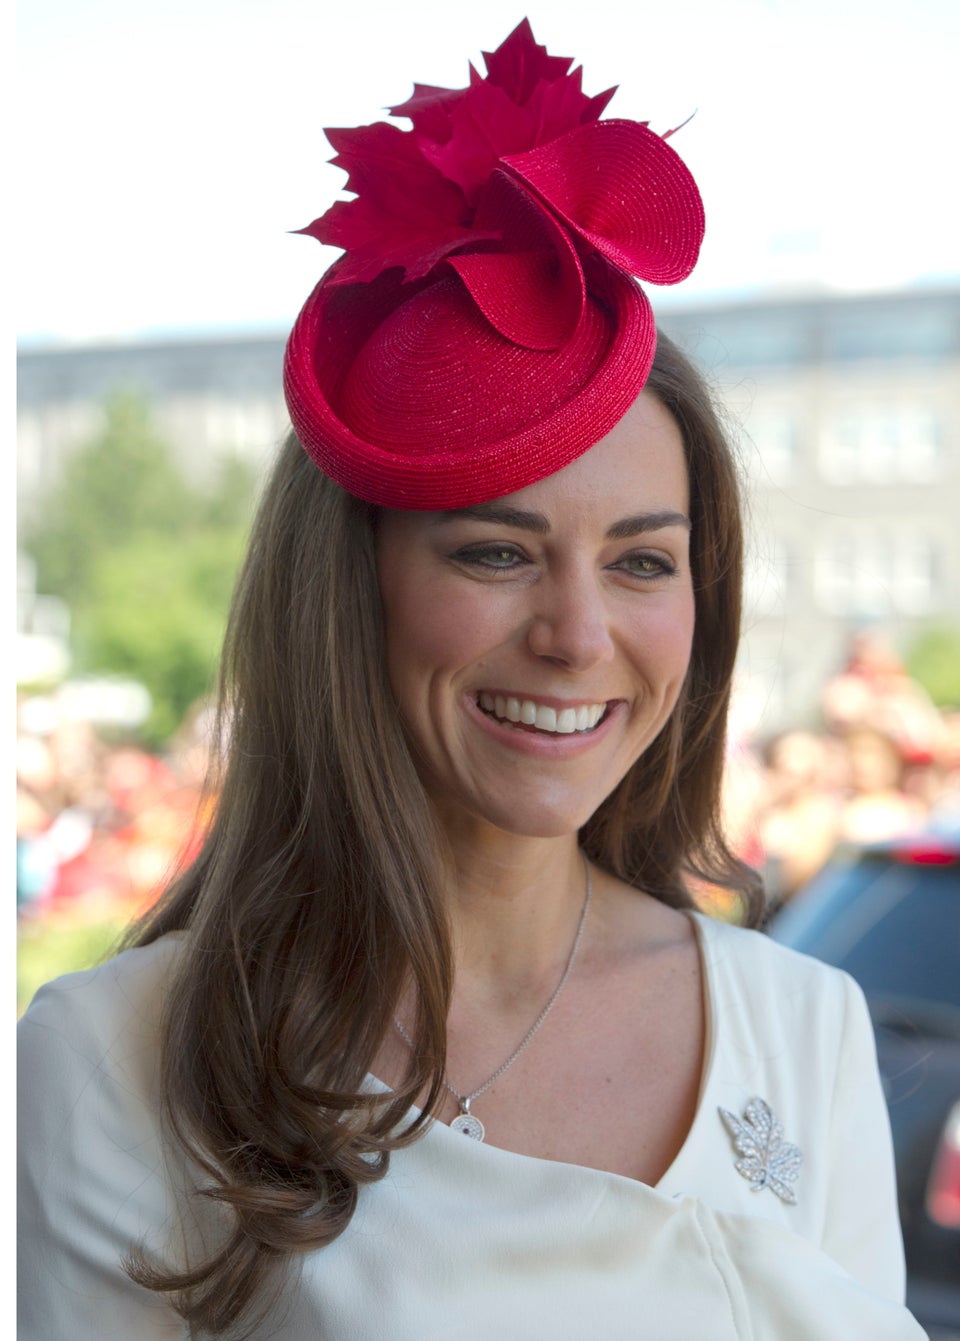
[367,908,718,1191]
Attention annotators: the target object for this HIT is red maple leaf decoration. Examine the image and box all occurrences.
[298,122,485,284]
[296,19,703,350]
[300,21,616,281]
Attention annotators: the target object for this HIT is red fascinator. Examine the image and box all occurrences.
[283,20,705,509]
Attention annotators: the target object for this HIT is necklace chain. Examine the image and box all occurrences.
[393,853,592,1130]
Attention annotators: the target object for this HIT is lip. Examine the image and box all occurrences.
[464,692,624,758]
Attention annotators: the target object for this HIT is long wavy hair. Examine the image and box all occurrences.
[126,330,760,1334]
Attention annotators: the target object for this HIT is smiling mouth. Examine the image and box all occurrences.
[477,693,609,735]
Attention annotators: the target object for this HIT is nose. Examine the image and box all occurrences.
[526,569,616,671]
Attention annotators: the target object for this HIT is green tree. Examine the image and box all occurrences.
[74,529,248,744]
[24,392,198,604]
[22,392,258,746]
[905,624,960,710]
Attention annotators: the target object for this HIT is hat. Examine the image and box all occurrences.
[283,20,704,509]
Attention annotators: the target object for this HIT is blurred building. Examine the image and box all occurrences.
[659,288,960,728]
[17,333,288,498]
[17,287,960,734]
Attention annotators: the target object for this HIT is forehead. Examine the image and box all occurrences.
[376,389,690,547]
[492,389,688,519]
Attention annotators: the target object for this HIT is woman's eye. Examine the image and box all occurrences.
[452,544,528,570]
[614,552,676,579]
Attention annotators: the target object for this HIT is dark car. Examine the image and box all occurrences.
[767,828,960,1339]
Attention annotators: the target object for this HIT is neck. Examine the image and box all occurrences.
[439,828,589,996]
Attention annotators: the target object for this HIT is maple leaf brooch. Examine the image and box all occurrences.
[719,1097,803,1204]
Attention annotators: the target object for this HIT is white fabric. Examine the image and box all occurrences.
[18,914,928,1339]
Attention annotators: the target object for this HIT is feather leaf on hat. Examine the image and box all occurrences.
[298,19,629,292]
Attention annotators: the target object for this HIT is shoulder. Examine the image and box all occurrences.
[691,909,857,1017]
[18,934,187,1103]
[21,932,185,1023]
[18,935,193,1337]
[691,911,876,1126]
[671,913,904,1300]
[690,911,882,1156]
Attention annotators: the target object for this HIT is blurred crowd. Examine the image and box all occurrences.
[16,699,216,924]
[16,634,960,929]
[724,633,960,914]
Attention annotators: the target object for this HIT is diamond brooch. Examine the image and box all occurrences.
[719,1096,803,1204]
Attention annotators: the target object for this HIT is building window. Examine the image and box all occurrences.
[824,308,958,361]
[819,406,943,484]
[814,526,940,616]
[708,316,811,368]
[746,411,797,484]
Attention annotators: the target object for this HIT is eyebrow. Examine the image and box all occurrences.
[606,511,691,539]
[434,502,691,538]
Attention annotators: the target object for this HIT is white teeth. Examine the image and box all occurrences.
[535,704,558,732]
[478,694,607,734]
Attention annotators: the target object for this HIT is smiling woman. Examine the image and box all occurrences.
[18,20,926,1341]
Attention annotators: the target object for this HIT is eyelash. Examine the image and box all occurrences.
[616,553,677,580]
[452,544,529,570]
[451,544,677,580]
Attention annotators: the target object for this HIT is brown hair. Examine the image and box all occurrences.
[126,330,760,1334]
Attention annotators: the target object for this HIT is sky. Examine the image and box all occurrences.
[15,0,960,344]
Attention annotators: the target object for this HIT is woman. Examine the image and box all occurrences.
[18,22,926,1340]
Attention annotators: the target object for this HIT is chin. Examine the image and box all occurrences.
[434,788,610,842]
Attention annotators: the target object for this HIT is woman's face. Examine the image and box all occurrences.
[376,390,695,841]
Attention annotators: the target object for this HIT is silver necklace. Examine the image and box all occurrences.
[394,853,592,1143]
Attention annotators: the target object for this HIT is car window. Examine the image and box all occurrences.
[769,853,960,1010]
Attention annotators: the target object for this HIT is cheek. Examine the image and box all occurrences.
[644,588,696,666]
[380,581,503,698]
[627,591,696,715]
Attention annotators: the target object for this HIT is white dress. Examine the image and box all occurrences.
[18,914,929,1339]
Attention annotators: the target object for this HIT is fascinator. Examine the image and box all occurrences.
[283,20,704,509]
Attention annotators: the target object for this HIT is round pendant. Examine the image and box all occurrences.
[450,1112,485,1141]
